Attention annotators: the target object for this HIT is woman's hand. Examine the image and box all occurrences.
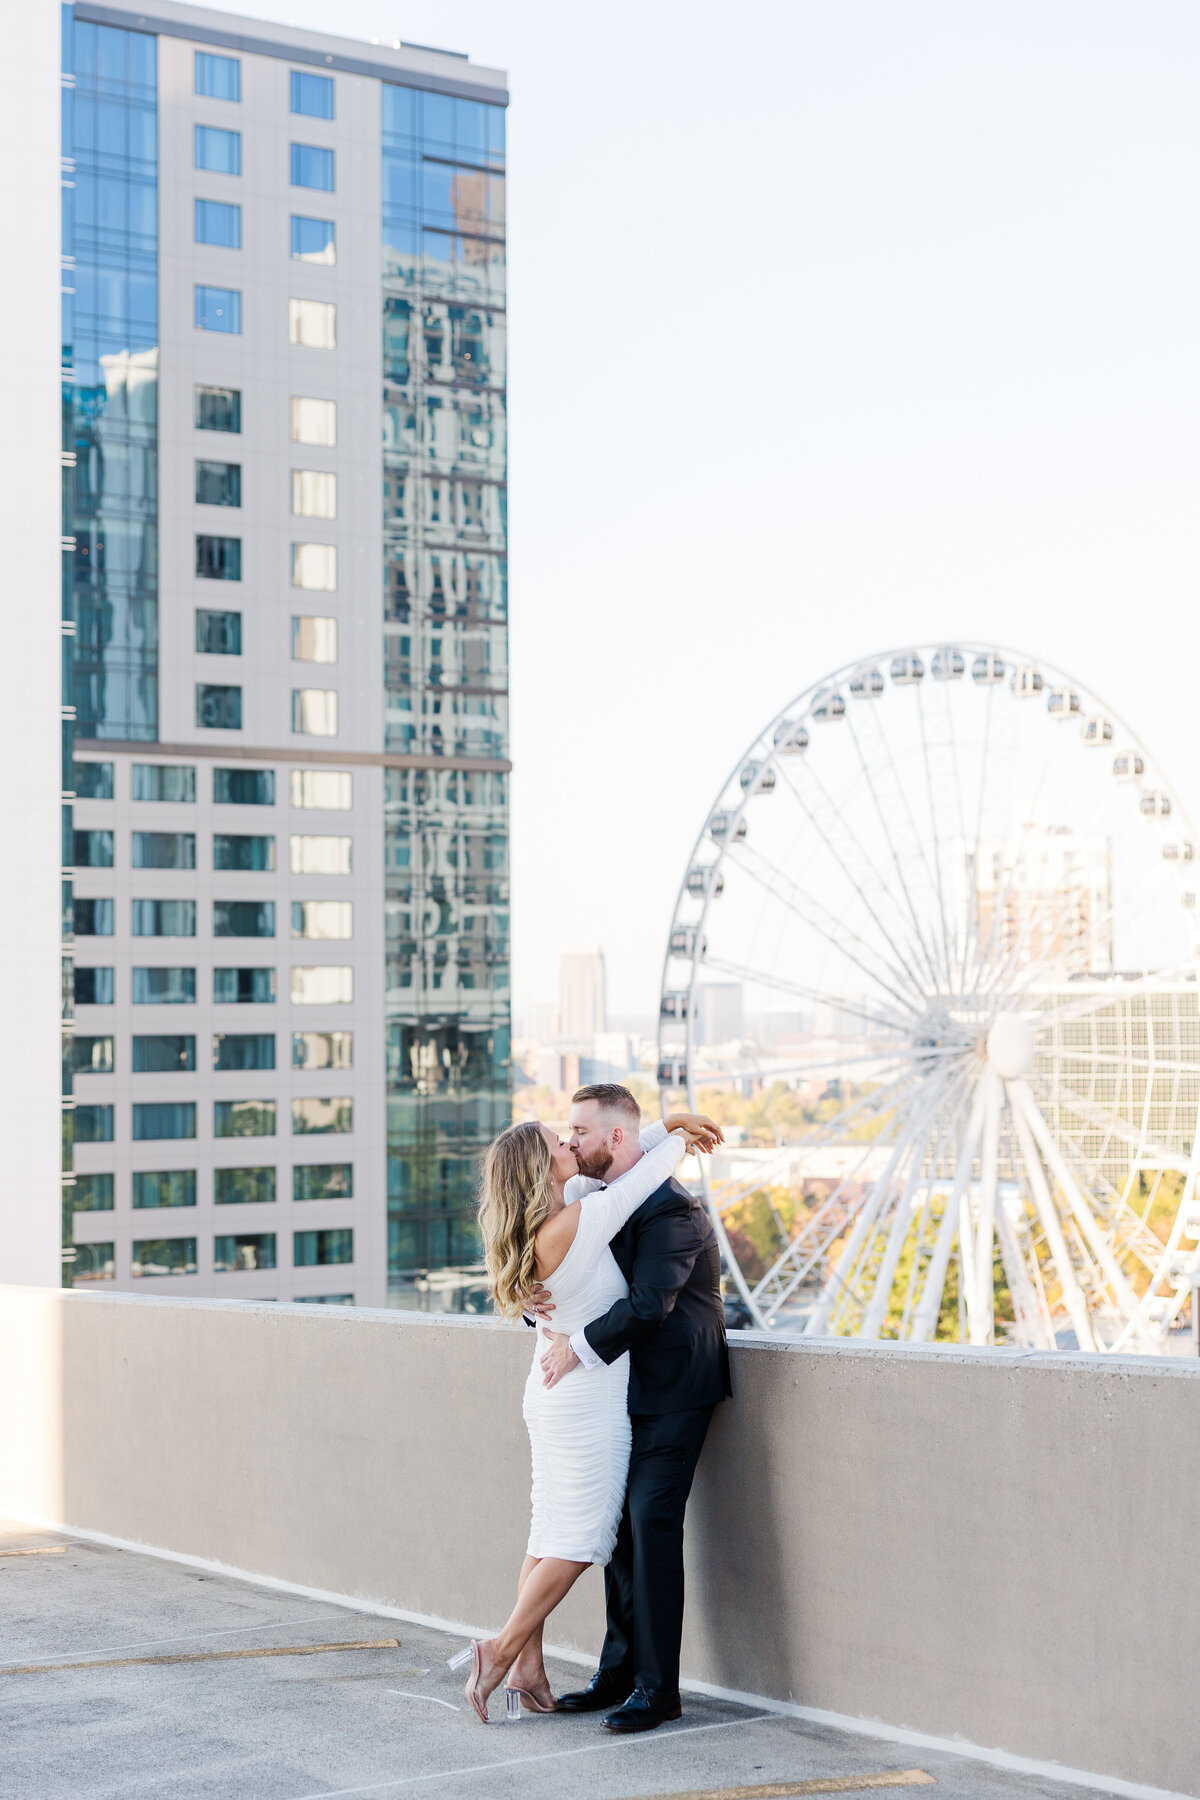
[666,1112,724,1154]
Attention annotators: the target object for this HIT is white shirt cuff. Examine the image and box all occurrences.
[570,1328,602,1370]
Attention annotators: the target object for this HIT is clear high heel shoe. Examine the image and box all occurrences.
[448,1641,492,1724]
[504,1680,558,1714]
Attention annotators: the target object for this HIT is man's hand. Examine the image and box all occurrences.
[527,1281,555,1322]
[540,1328,580,1389]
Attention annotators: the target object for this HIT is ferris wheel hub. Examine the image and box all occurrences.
[985,1011,1036,1079]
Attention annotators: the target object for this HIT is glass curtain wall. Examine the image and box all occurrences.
[66,13,159,741]
[381,86,510,1308]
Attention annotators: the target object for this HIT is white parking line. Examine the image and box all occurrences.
[386,1692,462,1712]
[289,1713,775,1800]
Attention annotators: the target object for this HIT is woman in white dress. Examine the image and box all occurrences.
[458,1109,720,1722]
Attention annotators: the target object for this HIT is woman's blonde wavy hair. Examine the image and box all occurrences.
[478,1121,557,1319]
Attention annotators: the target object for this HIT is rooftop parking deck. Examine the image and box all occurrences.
[2,1288,1197,1800]
[0,1520,1123,1800]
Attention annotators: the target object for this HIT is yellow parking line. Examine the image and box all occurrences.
[0,1546,70,1558]
[611,1772,936,1800]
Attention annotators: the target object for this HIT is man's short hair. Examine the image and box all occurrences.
[572,1082,641,1124]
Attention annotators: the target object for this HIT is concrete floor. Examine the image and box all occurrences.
[0,1520,1114,1800]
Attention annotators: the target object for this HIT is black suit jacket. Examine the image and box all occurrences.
[583,1175,732,1414]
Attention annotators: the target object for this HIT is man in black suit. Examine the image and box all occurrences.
[535,1083,732,1734]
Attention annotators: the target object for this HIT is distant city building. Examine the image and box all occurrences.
[969,830,1113,974]
[50,2,509,1307]
[583,1032,635,1082]
[559,950,606,1044]
[694,983,744,1046]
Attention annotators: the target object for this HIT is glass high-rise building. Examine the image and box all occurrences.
[56,1,510,1306]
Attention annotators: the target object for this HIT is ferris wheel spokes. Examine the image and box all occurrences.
[774,753,949,1002]
[843,703,957,995]
[726,840,930,1014]
[906,1074,989,1342]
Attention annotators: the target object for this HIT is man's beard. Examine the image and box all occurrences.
[574,1144,614,1181]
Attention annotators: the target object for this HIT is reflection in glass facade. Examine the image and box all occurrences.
[66,14,158,741]
[381,87,510,1303]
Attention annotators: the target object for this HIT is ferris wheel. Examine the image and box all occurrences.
[658,643,1200,1352]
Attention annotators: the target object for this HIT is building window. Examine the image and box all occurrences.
[74,1173,115,1210]
[291,469,337,518]
[196,610,242,656]
[195,198,241,248]
[73,830,113,868]
[132,1238,197,1277]
[194,124,241,175]
[294,1228,352,1267]
[75,898,115,936]
[196,534,242,580]
[290,835,351,875]
[196,460,241,507]
[290,142,334,190]
[195,284,242,333]
[293,1163,352,1201]
[292,1030,352,1071]
[215,768,275,806]
[290,396,336,445]
[291,901,352,940]
[292,1096,352,1135]
[215,1099,276,1138]
[288,298,336,349]
[132,832,196,870]
[74,1243,116,1282]
[75,967,114,1005]
[132,764,196,803]
[73,1036,114,1075]
[195,50,240,101]
[215,1168,276,1207]
[213,834,275,872]
[197,685,243,730]
[215,1232,276,1270]
[74,1104,115,1144]
[290,966,353,1006]
[131,967,196,1005]
[213,1032,276,1072]
[290,215,335,264]
[132,1102,198,1141]
[196,385,241,433]
[132,1034,196,1073]
[132,1170,197,1209]
[74,762,114,800]
[295,1293,353,1304]
[131,900,197,938]
[292,617,337,663]
[214,967,277,1004]
[290,70,334,118]
[213,901,275,939]
[290,770,352,810]
[292,689,338,737]
[290,543,337,590]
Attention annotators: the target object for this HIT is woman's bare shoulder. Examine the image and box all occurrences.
[533,1201,581,1276]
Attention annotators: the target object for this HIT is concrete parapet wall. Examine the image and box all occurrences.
[1,1286,1196,1795]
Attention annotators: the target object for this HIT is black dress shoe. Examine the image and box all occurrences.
[557,1670,632,1712]
[602,1686,682,1732]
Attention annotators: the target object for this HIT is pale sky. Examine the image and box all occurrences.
[188,0,1200,1019]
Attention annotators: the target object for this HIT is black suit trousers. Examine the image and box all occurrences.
[598,1404,714,1699]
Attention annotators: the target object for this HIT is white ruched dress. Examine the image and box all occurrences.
[523,1124,686,1566]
